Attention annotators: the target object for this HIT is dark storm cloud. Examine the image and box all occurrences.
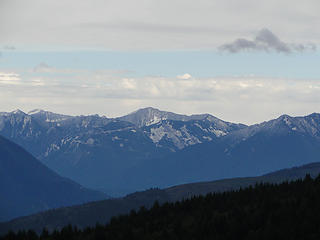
[219,28,316,53]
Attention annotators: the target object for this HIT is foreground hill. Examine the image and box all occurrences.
[2,174,320,239]
[0,136,107,222]
[1,162,320,234]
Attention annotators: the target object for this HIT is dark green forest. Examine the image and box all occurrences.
[2,175,320,240]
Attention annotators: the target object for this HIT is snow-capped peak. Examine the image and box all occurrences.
[118,107,229,128]
[28,109,45,115]
[11,109,26,115]
[27,109,72,122]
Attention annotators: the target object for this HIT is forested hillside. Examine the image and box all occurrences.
[2,162,320,235]
[2,175,320,240]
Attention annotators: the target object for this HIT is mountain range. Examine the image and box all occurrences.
[0,107,245,195]
[1,107,320,196]
[1,161,320,235]
[0,135,107,222]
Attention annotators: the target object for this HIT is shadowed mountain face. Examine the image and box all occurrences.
[0,136,107,222]
[1,162,320,235]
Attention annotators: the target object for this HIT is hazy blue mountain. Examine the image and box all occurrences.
[0,108,244,196]
[121,113,320,190]
[0,135,107,222]
[1,108,320,196]
[1,162,319,234]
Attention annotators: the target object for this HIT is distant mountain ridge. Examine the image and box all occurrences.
[227,113,320,143]
[27,109,72,123]
[0,107,245,195]
[1,107,320,196]
[134,112,320,189]
[118,107,243,128]
[0,135,107,222]
[1,161,320,235]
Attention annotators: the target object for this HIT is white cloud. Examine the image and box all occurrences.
[177,73,192,80]
[0,72,21,85]
[1,69,320,124]
[121,78,137,90]
[31,79,45,86]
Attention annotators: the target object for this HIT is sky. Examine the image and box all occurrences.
[1,0,320,124]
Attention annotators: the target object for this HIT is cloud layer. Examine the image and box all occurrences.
[1,0,319,50]
[177,73,192,80]
[1,67,320,124]
[0,72,20,85]
[220,28,316,53]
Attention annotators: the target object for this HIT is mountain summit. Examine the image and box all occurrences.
[118,107,241,128]
[28,109,72,123]
[118,107,208,127]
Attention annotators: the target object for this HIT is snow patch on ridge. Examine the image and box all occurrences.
[150,126,167,143]
[149,123,202,149]
[211,129,227,137]
[28,109,43,115]
[145,115,164,126]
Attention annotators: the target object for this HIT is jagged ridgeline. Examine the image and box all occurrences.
[2,175,320,240]
[1,108,320,196]
[0,108,246,196]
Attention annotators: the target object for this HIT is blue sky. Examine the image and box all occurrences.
[2,50,320,79]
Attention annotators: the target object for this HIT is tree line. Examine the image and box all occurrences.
[2,174,320,240]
